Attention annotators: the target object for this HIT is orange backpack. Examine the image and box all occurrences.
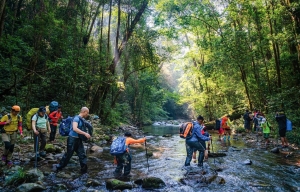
[179,122,194,139]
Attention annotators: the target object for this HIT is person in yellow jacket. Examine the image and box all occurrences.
[114,132,146,177]
[0,105,23,167]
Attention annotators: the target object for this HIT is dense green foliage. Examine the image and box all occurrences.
[1,0,300,143]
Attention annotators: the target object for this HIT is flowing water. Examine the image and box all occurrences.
[3,125,300,191]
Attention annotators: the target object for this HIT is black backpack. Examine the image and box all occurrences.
[77,117,93,141]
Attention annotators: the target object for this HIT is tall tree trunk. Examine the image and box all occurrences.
[0,0,6,37]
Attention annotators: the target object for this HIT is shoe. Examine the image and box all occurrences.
[6,161,13,168]
[80,164,88,174]
[1,155,7,162]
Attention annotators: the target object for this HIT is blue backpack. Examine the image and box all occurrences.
[215,118,222,130]
[110,137,127,156]
[59,116,73,136]
[286,119,292,131]
[49,101,59,113]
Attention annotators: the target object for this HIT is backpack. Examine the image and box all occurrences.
[49,101,59,113]
[110,136,127,156]
[215,119,222,130]
[179,122,194,139]
[26,108,48,131]
[0,114,21,133]
[59,116,73,136]
[286,119,292,131]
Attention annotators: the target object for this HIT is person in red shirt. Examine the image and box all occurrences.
[49,105,63,142]
[222,116,231,141]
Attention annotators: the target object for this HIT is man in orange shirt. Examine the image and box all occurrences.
[49,105,63,142]
[114,132,146,177]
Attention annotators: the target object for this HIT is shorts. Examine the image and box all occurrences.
[263,133,270,139]
[244,122,251,130]
[279,128,286,137]
[224,128,231,135]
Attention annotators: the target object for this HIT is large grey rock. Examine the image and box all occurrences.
[142,177,166,189]
[25,168,44,182]
[16,183,45,192]
[106,179,133,190]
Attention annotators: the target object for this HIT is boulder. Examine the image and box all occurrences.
[106,179,132,190]
[270,147,280,153]
[142,177,166,189]
[25,168,44,182]
[242,159,252,165]
[86,179,103,187]
[90,145,103,153]
[16,183,45,192]
[212,176,226,184]
[45,144,56,153]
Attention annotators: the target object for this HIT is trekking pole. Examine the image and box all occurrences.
[211,137,215,165]
[144,137,149,171]
[35,135,39,168]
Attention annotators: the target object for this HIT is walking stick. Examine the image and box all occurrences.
[35,134,39,168]
[211,136,215,165]
[144,137,149,171]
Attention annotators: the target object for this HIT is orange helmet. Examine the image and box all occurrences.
[12,105,21,112]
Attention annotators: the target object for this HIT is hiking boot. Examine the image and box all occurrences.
[80,164,88,174]
[6,161,13,168]
[1,155,7,162]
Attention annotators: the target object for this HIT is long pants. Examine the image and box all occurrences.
[2,132,17,161]
[49,124,57,141]
[114,152,132,176]
[57,136,87,173]
[185,140,206,166]
[33,131,47,153]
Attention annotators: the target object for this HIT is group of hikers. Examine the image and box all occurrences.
[0,104,145,177]
[243,109,289,148]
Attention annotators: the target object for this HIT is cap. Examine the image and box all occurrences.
[38,106,46,113]
[12,105,21,112]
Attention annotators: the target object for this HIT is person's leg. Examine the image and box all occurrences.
[49,124,56,142]
[39,132,47,157]
[284,137,288,146]
[2,133,10,162]
[184,141,194,166]
[57,137,76,170]
[123,153,132,176]
[77,139,87,174]
[195,141,206,167]
[114,154,125,176]
[6,132,17,165]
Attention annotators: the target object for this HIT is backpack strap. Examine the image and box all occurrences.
[7,114,21,122]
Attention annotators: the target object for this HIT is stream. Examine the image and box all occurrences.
[2,124,300,191]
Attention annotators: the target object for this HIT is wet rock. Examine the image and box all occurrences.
[142,177,166,189]
[203,174,217,183]
[242,159,252,165]
[90,145,103,153]
[55,146,63,153]
[270,147,280,153]
[86,179,102,187]
[53,183,68,191]
[16,183,45,192]
[45,144,56,153]
[208,153,227,157]
[164,186,195,192]
[56,172,72,179]
[25,168,44,182]
[45,154,55,160]
[106,179,133,190]
[162,134,172,137]
[212,176,226,184]
[146,151,153,157]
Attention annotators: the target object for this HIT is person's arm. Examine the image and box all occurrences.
[18,117,23,136]
[0,115,11,125]
[72,119,91,139]
[32,115,39,135]
[126,137,146,145]
[47,120,51,133]
[194,125,210,141]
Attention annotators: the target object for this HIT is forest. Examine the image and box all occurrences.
[0,0,300,143]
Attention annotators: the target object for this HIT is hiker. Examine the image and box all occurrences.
[0,105,23,167]
[218,118,224,141]
[275,110,288,148]
[114,132,146,177]
[192,123,210,163]
[253,112,263,133]
[222,116,231,141]
[32,106,51,158]
[243,109,252,133]
[260,117,271,145]
[54,107,91,174]
[48,105,63,143]
[184,115,211,168]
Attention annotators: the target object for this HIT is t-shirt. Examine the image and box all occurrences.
[69,115,84,138]
[0,114,22,132]
[32,114,48,129]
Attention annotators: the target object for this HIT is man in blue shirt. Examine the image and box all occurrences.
[184,115,211,168]
[54,107,91,174]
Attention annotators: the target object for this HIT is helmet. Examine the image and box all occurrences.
[12,105,21,112]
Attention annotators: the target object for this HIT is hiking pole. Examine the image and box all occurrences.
[35,135,39,168]
[144,137,149,171]
[210,136,215,165]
